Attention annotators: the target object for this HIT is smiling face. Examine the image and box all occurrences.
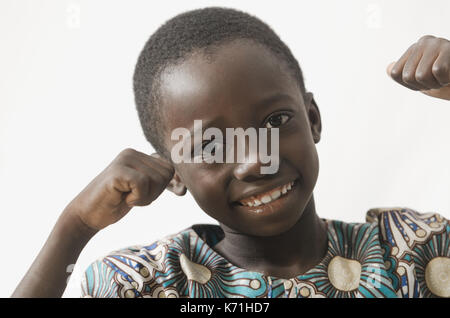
[159,39,321,237]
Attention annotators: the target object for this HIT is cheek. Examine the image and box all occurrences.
[182,168,227,210]
[282,127,319,184]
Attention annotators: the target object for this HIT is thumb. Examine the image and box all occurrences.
[420,86,450,100]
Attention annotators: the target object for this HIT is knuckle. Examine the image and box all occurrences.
[114,148,138,165]
[151,157,175,175]
[415,70,428,83]
[437,37,450,47]
[119,148,137,158]
[390,67,402,81]
[432,63,449,79]
[402,71,416,84]
[419,35,434,43]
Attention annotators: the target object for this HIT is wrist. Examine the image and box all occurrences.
[57,207,99,242]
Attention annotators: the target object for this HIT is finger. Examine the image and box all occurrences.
[137,153,175,182]
[415,48,442,89]
[388,45,422,90]
[386,61,396,77]
[126,170,169,207]
[431,50,450,86]
[386,62,416,90]
[119,155,173,185]
[402,49,429,90]
[110,165,151,206]
[112,160,172,207]
[116,149,174,181]
[134,150,175,176]
[389,44,413,82]
[117,157,175,203]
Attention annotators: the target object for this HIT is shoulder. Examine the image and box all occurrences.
[81,225,203,298]
[365,207,448,248]
[365,207,449,297]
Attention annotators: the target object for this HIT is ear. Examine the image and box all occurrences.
[304,92,322,144]
[166,172,187,196]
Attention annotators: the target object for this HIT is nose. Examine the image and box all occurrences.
[233,156,265,182]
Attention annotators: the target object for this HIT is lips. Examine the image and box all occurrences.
[234,180,296,207]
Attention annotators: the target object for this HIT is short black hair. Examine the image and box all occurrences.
[133,6,307,159]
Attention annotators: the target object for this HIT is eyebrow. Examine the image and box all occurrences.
[252,93,296,109]
[188,117,225,136]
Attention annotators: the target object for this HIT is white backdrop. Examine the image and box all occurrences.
[1,0,449,297]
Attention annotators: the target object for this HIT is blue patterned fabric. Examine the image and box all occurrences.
[81,208,450,298]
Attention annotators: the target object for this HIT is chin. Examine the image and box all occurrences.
[245,209,306,237]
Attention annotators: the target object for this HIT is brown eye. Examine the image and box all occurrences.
[265,114,291,128]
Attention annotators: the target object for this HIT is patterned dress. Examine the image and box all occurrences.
[81,208,450,298]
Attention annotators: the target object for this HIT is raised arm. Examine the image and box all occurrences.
[11,149,174,297]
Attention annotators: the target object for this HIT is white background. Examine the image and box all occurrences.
[1,0,449,297]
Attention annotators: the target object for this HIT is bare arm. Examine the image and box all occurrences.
[11,208,97,297]
[11,149,175,298]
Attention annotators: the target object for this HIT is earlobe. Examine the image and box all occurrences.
[305,92,322,144]
[166,173,187,196]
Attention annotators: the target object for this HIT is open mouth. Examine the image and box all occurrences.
[235,179,297,207]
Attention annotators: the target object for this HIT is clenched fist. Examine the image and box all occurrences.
[65,148,175,230]
[387,35,450,100]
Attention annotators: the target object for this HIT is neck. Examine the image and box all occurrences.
[213,195,328,278]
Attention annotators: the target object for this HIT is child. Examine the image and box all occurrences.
[12,7,450,298]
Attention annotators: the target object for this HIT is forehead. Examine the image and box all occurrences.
[159,39,302,133]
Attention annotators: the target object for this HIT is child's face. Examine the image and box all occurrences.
[159,40,321,237]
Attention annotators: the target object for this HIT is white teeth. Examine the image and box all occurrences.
[239,180,296,207]
[271,190,281,200]
[261,195,271,204]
